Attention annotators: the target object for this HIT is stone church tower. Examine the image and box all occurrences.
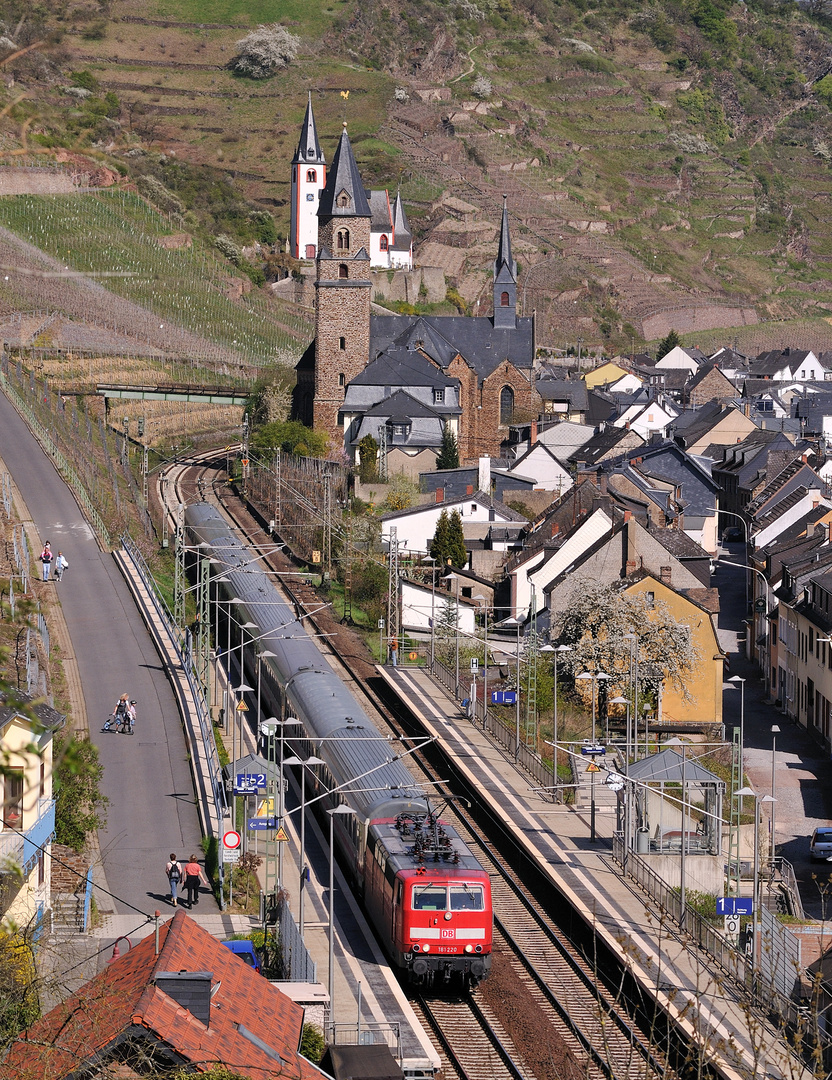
[289,92,326,260]
[312,123,372,439]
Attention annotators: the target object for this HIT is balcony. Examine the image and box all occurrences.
[0,799,56,879]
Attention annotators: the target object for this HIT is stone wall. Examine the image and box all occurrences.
[370,266,446,305]
[642,305,758,342]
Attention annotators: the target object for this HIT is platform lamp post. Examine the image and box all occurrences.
[444,573,461,696]
[231,681,254,835]
[728,675,746,814]
[269,716,302,890]
[576,670,610,842]
[423,556,436,673]
[736,786,776,993]
[328,804,356,1027]
[541,644,571,797]
[770,724,780,872]
[283,754,325,938]
[473,594,490,726]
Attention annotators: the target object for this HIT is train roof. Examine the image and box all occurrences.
[370,820,486,876]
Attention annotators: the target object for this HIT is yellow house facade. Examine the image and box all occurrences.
[0,694,64,932]
[584,360,629,389]
[623,575,725,727]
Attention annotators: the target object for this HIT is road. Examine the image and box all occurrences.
[0,391,214,916]
[716,542,832,919]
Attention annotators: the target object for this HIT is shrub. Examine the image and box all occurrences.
[137,174,185,216]
[70,70,100,93]
[472,75,492,98]
[54,734,108,853]
[816,74,832,109]
[231,24,300,79]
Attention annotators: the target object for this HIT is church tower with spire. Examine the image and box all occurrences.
[290,92,326,260]
[312,123,373,439]
[492,194,517,331]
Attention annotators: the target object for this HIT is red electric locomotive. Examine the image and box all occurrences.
[363,809,492,987]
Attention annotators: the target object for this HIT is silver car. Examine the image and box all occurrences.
[810,827,832,861]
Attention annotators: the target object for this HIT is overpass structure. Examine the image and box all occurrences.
[96,382,250,406]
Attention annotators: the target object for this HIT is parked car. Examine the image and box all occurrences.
[809,827,832,861]
[222,939,262,973]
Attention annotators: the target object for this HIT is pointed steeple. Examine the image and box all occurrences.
[493,195,517,330]
[391,192,412,249]
[318,123,371,219]
[294,91,325,165]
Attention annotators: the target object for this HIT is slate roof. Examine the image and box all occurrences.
[685,361,736,395]
[749,348,813,377]
[349,346,457,389]
[370,313,534,383]
[570,426,642,466]
[294,91,325,164]
[627,747,722,785]
[362,389,446,420]
[672,400,736,447]
[391,193,412,251]
[0,691,65,737]
[367,189,391,231]
[3,912,322,1080]
[317,124,371,218]
[536,378,588,409]
[746,458,818,516]
[649,526,710,560]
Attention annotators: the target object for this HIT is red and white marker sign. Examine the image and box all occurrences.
[223,830,242,850]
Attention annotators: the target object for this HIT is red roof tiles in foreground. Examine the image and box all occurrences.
[3,911,325,1079]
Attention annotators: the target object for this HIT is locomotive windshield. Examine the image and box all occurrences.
[411,882,485,911]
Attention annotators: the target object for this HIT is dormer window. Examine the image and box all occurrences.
[307,148,315,159]
[336,190,352,209]
[307,169,317,182]
[434,389,445,404]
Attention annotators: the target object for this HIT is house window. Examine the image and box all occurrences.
[337,230,350,250]
[339,263,348,278]
[338,373,345,387]
[380,234,389,251]
[645,591,655,606]
[500,291,510,307]
[339,337,346,351]
[3,771,23,828]
[471,504,477,513]
[305,244,316,259]
[40,761,45,798]
[462,587,472,599]
[433,389,444,404]
[307,169,317,182]
[393,424,405,435]
[500,385,514,425]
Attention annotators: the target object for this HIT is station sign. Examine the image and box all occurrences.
[716,897,753,916]
[491,690,517,705]
[235,772,267,794]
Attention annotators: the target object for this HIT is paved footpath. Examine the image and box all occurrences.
[0,391,211,917]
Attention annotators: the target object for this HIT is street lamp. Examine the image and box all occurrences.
[770,724,780,872]
[231,680,254,835]
[283,754,326,938]
[736,786,776,990]
[260,716,303,890]
[444,573,461,695]
[541,644,571,795]
[474,594,490,726]
[576,670,611,841]
[728,675,746,811]
[328,805,356,1021]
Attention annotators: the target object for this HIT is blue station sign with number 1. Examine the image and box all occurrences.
[716,897,753,916]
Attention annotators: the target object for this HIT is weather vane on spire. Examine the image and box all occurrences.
[340,89,349,125]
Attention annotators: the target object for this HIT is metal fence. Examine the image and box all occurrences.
[0,368,112,549]
[611,833,814,1056]
[1,472,10,518]
[277,895,317,983]
[433,657,556,798]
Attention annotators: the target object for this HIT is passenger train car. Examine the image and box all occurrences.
[185,504,492,987]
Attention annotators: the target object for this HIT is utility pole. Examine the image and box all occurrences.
[525,586,538,749]
[275,448,281,536]
[195,553,211,704]
[323,472,331,582]
[174,523,185,630]
[241,414,249,497]
[142,445,149,509]
[343,514,353,624]
[387,526,400,652]
[378,424,388,482]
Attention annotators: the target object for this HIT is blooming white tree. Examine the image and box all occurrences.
[231,24,300,79]
[553,581,700,699]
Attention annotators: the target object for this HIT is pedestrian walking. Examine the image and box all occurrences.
[103,694,129,732]
[183,854,208,908]
[388,637,398,667]
[165,853,182,906]
[53,551,68,580]
[39,541,53,581]
[125,700,137,735]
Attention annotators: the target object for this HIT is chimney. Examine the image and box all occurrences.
[436,488,444,503]
[660,566,672,586]
[530,419,538,445]
[625,559,637,574]
[599,474,608,494]
[550,522,560,537]
[623,510,632,523]
[478,456,491,494]
[155,972,212,1026]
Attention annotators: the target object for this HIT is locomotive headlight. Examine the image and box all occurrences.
[412,944,421,952]
[422,943,430,952]
[464,944,473,954]
[444,912,452,921]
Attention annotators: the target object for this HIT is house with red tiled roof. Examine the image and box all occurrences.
[3,911,331,1080]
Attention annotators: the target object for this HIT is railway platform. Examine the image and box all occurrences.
[376,664,812,1080]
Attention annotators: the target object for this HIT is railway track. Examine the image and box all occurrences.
[167,458,680,1080]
